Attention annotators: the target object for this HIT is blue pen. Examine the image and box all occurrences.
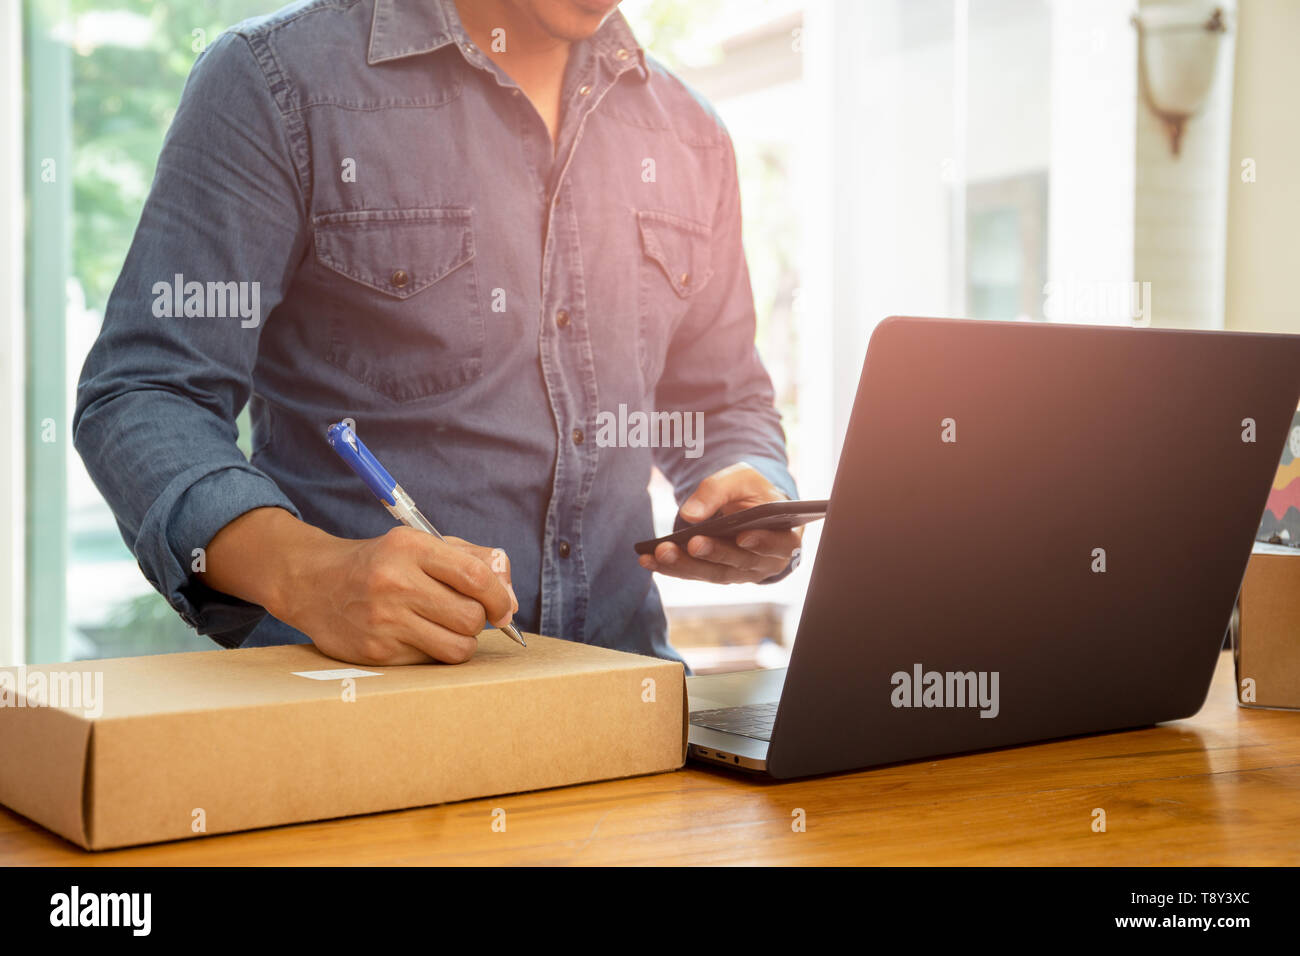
[325,422,526,647]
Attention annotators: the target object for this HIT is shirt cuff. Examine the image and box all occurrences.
[135,463,301,647]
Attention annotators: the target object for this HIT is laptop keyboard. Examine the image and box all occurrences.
[690,701,779,742]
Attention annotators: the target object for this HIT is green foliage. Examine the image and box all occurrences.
[89,590,212,658]
[621,0,726,70]
[63,0,272,313]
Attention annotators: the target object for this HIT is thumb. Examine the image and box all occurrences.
[680,476,729,523]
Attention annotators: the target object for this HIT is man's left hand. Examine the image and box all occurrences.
[638,462,802,584]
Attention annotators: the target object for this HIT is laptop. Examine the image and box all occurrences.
[688,316,1300,778]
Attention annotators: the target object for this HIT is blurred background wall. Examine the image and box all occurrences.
[1225,0,1300,335]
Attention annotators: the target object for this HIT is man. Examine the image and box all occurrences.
[74,0,800,666]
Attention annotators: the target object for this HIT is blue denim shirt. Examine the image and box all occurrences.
[73,0,796,661]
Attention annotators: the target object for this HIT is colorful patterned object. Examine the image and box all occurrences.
[1257,409,1300,547]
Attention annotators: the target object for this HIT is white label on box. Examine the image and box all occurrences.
[292,668,384,681]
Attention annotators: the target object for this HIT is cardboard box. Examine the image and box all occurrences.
[0,633,686,850]
[1234,543,1300,710]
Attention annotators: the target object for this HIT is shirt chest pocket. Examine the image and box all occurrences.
[314,207,483,404]
[637,209,714,387]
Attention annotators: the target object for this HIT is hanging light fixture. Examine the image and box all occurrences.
[1131,5,1229,156]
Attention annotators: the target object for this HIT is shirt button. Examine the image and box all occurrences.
[558,540,571,558]
[578,83,591,96]
[679,272,691,287]
[572,428,584,445]
[463,43,475,54]
[556,309,571,329]
[391,269,410,288]
[615,48,630,60]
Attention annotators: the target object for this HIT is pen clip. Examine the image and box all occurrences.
[326,422,399,506]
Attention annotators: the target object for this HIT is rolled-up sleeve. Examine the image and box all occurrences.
[72,31,309,645]
[652,131,799,508]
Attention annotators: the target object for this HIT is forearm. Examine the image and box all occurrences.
[653,377,797,506]
[199,506,336,622]
[73,380,303,641]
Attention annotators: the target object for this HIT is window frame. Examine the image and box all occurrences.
[21,0,70,665]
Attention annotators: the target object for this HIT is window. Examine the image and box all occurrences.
[24,0,270,663]
[966,173,1048,322]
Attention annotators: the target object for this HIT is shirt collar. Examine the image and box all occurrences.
[367,0,458,64]
[367,0,649,81]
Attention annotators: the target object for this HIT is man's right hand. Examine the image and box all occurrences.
[201,508,517,665]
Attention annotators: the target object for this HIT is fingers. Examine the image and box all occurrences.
[639,545,743,583]
[685,536,790,578]
[734,528,802,559]
[444,536,519,616]
[444,537,513,584]
[682,536,777,573]
[401,571,493,637]
[390,530,516,628]
[323,609,479,667]
[637,522,802,583]
[392,611,480,665]
[640,539,783,583]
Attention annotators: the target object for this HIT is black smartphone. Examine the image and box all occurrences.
[634,499,829,556]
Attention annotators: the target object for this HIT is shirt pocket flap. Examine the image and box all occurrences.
[313,208,475,300]
[637,210,714,298]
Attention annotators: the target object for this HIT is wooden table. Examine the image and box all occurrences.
[2,650,1298,865]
